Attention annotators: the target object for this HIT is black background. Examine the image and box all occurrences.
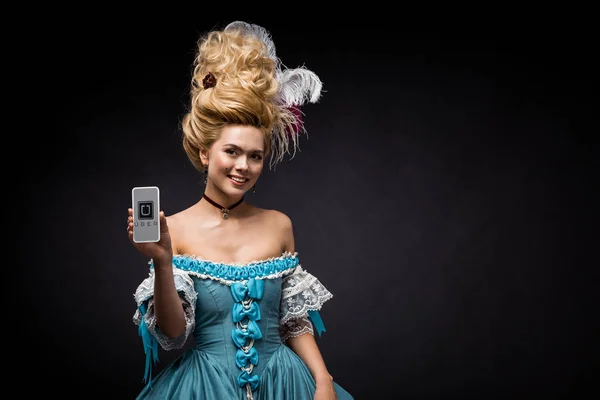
[19,9,597,399]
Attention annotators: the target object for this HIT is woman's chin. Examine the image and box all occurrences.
[221,184,249,197]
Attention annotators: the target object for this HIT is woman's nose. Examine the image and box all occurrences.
[235,156,249,170]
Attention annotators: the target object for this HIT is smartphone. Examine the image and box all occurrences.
[132,186,160,243]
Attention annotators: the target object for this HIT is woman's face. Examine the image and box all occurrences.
[202,125,265,198]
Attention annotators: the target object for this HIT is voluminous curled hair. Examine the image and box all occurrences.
[181,21,322,170]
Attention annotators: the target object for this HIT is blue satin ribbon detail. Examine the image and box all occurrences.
[308,310,326,337]
[237,371,260,390]
[232,320,263,347]
[138,303,159,386]
[235,346,259,368]
[170,253,299,281]
[230,278,265,392]
[230,279,264,302]
[232,302,261,322]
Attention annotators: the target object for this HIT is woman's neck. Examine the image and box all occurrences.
[200,186,245,220]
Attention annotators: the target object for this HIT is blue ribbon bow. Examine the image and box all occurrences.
[232,302,261,322]
[230,279,264,302]
[232,320,263,348]
[308,310,327,337]
[235,346,259,368]
[237,371,260,390]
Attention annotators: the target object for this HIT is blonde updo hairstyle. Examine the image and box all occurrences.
[181,24,296,172]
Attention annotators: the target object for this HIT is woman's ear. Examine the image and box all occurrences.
[199,148,209,165]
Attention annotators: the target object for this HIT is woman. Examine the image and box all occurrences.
[127,21,353,399]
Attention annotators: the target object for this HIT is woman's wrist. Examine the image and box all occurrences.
[153,254,173,270]
[315,373,333,387]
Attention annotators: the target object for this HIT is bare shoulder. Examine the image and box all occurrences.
[164,207,194,253]
[249,206,292,230]
[165,208,187,230]
[254,208,295,253]
[270,209,293,230]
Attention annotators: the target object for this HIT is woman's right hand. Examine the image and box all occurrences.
[127,208,173,263]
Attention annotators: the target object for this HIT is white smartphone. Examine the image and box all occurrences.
[132,186,160,243]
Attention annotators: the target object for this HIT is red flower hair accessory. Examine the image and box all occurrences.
[202,72,216,89]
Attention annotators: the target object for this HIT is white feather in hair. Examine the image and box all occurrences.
[224,21,323,168]
[277,67,323,107]
[225,21,279,68]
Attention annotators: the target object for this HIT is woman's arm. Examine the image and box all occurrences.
[152,214,187,338]
[152,256,187,338]
[130,210,187,338]
[287,333,334,387]
[278,211,335,392]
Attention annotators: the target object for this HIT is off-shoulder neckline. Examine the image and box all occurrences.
[172,251,298,267]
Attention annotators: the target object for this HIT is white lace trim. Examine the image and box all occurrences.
[279,315,314,341]
[182,265,300,286]
[132,296,195,350]
[134,265,197,305]
[132,265,198,350]
[280,267,333,325]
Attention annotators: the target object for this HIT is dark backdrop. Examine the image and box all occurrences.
[19,12,597,399]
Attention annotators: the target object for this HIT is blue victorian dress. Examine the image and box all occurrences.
[132,252,354,399]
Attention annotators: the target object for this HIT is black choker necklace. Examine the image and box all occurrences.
[202,194,244,220]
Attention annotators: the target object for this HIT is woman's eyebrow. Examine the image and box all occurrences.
[223,143,264,154]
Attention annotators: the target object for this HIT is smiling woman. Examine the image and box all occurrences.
[199,125,265,219]
[125,20,353,400]
[204,125,265,194]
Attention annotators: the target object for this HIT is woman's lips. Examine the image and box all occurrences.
[228,175,248,186]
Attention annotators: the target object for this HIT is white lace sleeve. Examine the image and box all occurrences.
[132,264,197,350]
[279,266,333,340]
[279,315,314,341]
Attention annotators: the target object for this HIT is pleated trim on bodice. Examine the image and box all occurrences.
[157,251,300,285]
[147,251,300,399]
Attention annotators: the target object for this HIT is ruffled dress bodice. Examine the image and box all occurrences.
[132,252,352,400]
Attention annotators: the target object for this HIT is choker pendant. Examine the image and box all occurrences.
[202,193,244,220]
